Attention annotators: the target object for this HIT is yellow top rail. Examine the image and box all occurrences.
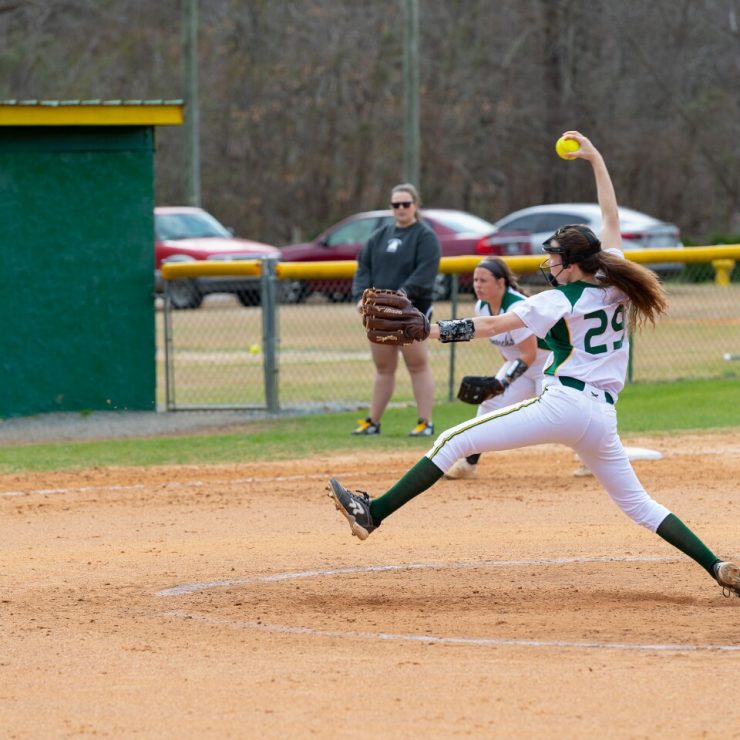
[161,260,262,279]
[0,101,184,126]
[161,244,740,281]
[161,259,359,280]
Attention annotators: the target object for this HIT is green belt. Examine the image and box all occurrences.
[558,375,615,405]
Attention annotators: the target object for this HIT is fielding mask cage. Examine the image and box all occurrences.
[542,224,601,268]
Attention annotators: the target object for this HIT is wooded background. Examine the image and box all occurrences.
[3,0,739,246]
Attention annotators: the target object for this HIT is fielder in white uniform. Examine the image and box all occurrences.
[445,258,550,479]
[328,131,740,598]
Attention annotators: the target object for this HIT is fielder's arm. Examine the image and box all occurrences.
[512,335,537,368]
[496,358,529,389]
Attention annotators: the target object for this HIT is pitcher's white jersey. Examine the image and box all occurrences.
[511,281,629,398]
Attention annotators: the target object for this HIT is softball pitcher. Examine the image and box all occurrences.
[329,131,740,598]
[445,258,549,479]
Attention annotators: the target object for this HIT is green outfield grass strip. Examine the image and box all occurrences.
[0,379,737,473]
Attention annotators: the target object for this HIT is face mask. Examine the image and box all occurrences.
[540,263,565,287]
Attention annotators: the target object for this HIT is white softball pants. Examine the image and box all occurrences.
[427,383,671,532]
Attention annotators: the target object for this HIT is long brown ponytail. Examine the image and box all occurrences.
[580,251,668,331]
[546,225,668,331]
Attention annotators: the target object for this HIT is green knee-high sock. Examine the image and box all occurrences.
[370,457,443,524]
[656,513,721,577]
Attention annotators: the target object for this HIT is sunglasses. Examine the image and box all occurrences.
[391,201,414,209]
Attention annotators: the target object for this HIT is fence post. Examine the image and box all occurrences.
[447,273,459,402]
[712,259,735,286]
[261,255,280,412]
[163,281,175,410]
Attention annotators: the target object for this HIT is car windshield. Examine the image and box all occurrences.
[325,217,386,246]
[156,211,231,240]
[429,211,496,234]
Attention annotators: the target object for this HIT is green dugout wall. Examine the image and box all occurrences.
[0,101,183,418]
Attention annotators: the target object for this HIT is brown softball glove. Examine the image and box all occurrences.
[361,288,430,345]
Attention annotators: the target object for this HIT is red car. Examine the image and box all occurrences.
[278,208,532,303]
[155,206,280,309]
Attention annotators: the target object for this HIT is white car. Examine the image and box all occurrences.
[492,203,684,274]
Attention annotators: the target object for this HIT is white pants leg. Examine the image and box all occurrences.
[570,404,670,532]
[427,385,671,531]
[428,386,588,467]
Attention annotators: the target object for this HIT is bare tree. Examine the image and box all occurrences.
[2,0,739,243]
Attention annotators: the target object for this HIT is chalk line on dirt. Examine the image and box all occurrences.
[0,473,348,498]
[161,608,740,653]
[156,556,740,653]
[155,556,675,596]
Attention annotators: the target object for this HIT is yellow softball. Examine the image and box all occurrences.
[555,136,580,160]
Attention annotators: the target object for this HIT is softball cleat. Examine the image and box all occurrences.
[327,478,377,540]
[444,459,477,479]
[714,561,740,597]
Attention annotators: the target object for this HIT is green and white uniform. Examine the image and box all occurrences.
[474,288,550,415]
[428,253,671,532]
[520,281,628,401]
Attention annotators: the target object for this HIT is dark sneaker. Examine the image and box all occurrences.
[327,478,377,540]
[714,561,740,597]
[352,418,380,436]
[409,418,434,437]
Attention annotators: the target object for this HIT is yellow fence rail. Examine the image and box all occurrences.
[161,245,740,283]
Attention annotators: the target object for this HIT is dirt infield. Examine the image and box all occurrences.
[2,431,739,738]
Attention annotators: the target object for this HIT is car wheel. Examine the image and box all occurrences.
[168,279,203,310]
[432,273,451,301]
[236,288,260,307]
[278,280,310,304]
[325,290,352,303]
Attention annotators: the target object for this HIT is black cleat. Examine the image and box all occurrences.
[327,478,378,540]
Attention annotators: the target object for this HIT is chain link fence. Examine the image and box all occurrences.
[158,250,740,412]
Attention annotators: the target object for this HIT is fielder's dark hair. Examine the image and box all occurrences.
[545,224,668,331]
[476,257,522,292]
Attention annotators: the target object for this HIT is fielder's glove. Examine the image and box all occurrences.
[361,288,430,345]
[457,375,505,405]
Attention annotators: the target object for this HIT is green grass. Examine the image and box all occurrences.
[1,379,738,473]
[616,378,740,432]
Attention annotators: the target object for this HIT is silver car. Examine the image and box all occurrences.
[492,203,684,275]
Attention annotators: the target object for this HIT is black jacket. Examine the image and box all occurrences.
[352,220,441,312]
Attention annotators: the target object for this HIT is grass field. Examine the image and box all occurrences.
[1,378,738,473]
